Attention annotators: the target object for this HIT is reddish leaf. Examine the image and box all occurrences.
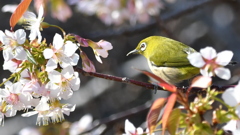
[10,0,32,29]
[138,69,177,92]
[190,75,212,88]
[147,98,167,134]
[161,93,177,135]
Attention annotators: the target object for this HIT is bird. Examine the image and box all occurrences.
[127,36,200,85]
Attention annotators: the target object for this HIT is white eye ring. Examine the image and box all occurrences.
[140,42,147,51]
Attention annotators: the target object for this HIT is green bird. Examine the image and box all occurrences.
[127,36,200,85]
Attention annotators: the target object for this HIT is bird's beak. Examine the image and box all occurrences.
[126,49,139,56]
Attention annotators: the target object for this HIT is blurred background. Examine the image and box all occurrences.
[0,0,240,134]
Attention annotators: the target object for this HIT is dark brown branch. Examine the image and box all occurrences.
[75,67,165,91]
[75,67,234,94]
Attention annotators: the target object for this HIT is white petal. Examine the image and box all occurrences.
[124,119,136,134]
[187,52,205,68]
[43,48,54,59]
[35,97,49,111]
[3,60,18,72]
[215,51,233,66]
[214,67,231,80]
[70,53,79,66]
[48,70,61,83]
[63,41,78,57]
[136,127,143,134]
[95,49,108,58]
[37,30,42,43]
[5,108,17,117]
[61,89,73,100]
[0,89,10,97]
[70,77,80,91]
[222,88,239,106]
[3,48,14,61]
[23,11,36,19]
[0,30,7,44]
[200,46,217,60]
[223,120,237,131]
[14,29,26,44]
[14,46,27,60]
[62,66,74,79]
[59,57,71,68]
[38,5,44,20]
[45,58,57,71]
[95,54,102,63]
[53,33,64,50]
[200,69,213,77]
[22,111,38,117]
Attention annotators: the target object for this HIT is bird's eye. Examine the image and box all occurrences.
[140,42,147,51]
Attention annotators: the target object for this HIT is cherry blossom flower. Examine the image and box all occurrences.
[43,33,79,71]
[187,46,233,80]
[0,98,17,126]
[222,81,240,133]
[0,29,27,61]
[91,40,113,63]
[49,102,75,123]
[23,5,44,43]
[3,59,23,73]
[0,81,33,110]
[47,66,80,99]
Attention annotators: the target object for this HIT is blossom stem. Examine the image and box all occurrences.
[0,74,15,87]
[49,24,66,37]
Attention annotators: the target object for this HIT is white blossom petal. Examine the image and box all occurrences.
[22,111,38,117]
[48,70,61,83]
[215,50,233,66]
[187,52,205,68]
[53,33,64,50]
[62,66,74,79]
[63,41,78,57]
[14,29,26,44]
[214,67,231,80]
[222,87,240,106]
[200,46,217,60]
[70,53,79,66]
[70,77,80,91]
[45,58,58,71]
[43,48,54,59]
[15,46,27,60]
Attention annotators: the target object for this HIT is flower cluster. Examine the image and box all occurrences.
[68,0,163,25]
[0,5,112,126]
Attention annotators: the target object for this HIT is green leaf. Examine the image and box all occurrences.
[167,108,181,135]
[25,49,38,65]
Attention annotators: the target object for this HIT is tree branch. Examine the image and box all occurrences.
[75,67,234,94]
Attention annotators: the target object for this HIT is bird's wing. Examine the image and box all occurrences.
[149,40,195,67]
